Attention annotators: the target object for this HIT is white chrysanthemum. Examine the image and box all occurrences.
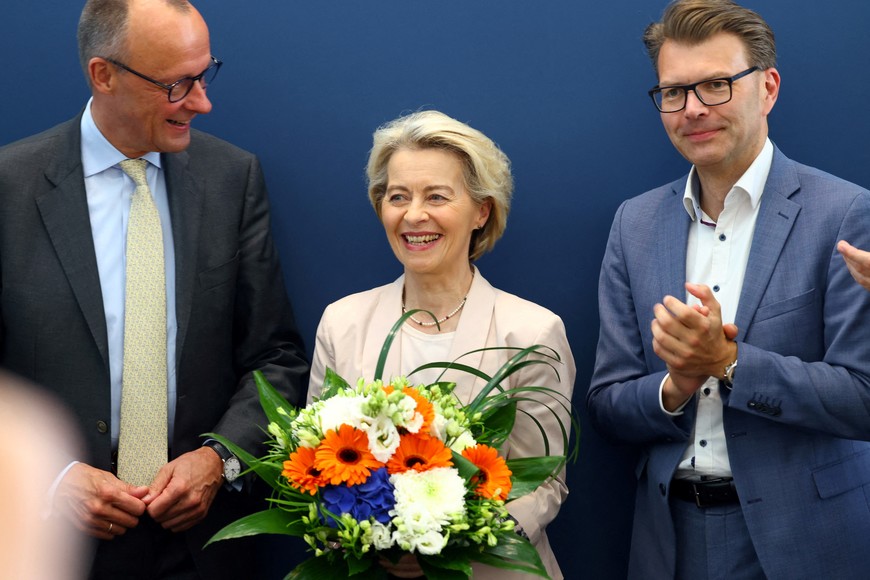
[391,467,466,526]
[364,413,401,462]
[316,395,368,433]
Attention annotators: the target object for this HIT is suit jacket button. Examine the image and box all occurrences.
[659,483,667,496]
[96,420,108,434]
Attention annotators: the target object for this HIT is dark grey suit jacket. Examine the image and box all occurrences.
[0,114,308,576]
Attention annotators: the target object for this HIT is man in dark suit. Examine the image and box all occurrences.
[587,1,870,579]
[0,0,308,577]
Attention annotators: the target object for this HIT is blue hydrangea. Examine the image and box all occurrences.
[321,467,395,527]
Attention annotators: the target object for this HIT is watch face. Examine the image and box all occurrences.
[224,456,242,482]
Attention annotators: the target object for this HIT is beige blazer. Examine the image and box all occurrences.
[309,269,575,579]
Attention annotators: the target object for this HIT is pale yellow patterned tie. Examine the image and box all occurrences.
[117,158,168,486]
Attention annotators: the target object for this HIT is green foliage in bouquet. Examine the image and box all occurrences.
[205,311,578,579]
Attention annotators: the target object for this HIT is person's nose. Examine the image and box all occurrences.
[404,199,428,224]
[683,89,708,118]
[182,79,212,114]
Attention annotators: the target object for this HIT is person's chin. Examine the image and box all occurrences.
[158,135,192,154]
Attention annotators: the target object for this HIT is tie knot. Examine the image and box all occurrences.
[120,158,149,187]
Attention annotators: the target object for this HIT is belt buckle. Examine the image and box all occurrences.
[692,477,733,508]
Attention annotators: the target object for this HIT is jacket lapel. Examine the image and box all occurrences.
[163,148,202,366]
[734,148,801,334]
[35,117,110,370]
[362,276,405,381]
[446,267,493,390]
[658,177,692,302]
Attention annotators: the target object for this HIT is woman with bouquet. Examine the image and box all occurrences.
[308,110,576,579]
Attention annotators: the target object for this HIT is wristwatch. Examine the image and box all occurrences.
[204,440,241,483]
[723,359,738,388]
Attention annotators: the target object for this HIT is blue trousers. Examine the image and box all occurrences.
[670,497,766,580]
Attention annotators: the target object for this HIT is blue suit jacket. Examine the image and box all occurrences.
[587,147,870,580]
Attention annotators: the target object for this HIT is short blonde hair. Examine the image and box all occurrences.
[366,110,513,262]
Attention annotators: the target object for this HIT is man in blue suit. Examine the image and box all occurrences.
[587,1,870,578]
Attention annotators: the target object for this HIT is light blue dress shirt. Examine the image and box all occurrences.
[80,99,177,447]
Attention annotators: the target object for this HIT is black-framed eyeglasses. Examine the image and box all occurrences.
[106,56,222,103]
[648,66,759,113]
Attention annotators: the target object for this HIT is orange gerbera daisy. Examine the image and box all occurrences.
[282,446,324,495]
[387,432,453,474]
[462,444,513,500]
[314,424,382,486]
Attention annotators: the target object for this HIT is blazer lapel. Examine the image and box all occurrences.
[658,178,692,302]
[734,149,801,334]
[35,118,110,370]
[362,276,404,381]
[446,267,493,390]
[163,148,202,366]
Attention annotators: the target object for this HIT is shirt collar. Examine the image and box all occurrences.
[682,138,774,221]
[81,98,162,177]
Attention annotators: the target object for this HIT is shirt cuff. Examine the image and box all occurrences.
[659,373,690,416]
[41,460,80,520]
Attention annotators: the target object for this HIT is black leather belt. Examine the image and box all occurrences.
[670,477,739,507]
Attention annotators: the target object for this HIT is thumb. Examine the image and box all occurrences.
[142,465,172,503]
[837,240,853,256]
[723,323,739,341]
[124,483,151,500]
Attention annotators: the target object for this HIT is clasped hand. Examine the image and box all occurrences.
[651,283,738,411]
[54,447,223,539]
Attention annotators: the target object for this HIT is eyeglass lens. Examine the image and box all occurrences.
[654,80,731,113]
[169,62,220,102]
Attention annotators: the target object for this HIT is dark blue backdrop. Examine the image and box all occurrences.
[3,2,869,578]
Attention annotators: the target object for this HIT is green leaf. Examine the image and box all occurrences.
[420,553,473,576]
[418,557,471,579]
[465,345,562,414]
[450,450,480,482]
[205,508,299,547]
[286,555,345,580]
[478,399,517,448]
[410,361,494,385]
[320,367,351,399]
[254,370,297,432]
[473,534,548,577]
[346,554,376,577]
[376,309,435,381]
[507,456,565,500]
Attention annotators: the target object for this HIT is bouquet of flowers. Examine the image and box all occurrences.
[206,313,577,579]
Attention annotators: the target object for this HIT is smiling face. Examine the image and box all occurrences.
[89,0,213,158]
[657,32,779,183]
[380,148,491,281]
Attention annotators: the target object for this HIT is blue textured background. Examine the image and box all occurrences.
[3,2,869,577]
